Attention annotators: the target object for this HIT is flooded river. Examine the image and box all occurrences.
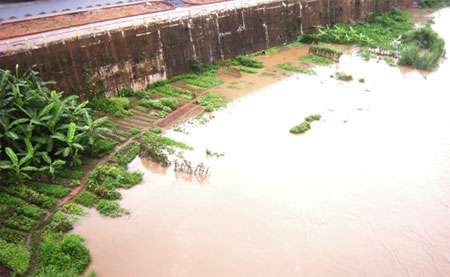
[75,8,450,276]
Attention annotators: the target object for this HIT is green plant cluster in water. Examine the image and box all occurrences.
[398,24,446,70]
[299,54,334,65]
[290,115,321,134]
[278,62,316,75]
[335,72,353,81]
[197,92,228,112]
[299,8,414,49]
[308,45,343,60]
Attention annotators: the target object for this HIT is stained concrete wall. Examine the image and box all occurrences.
[0,0,413,99]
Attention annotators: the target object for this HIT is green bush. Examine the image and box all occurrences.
[0,192,45,219]
[418,0,450,8]
[74,192,98,208]
[197,92,228,112]
[185,75,223,90]
[336,72,353,81]
[37,232,90,276]
[127,128,141,136]
[96,200,124,217]
[58,169,85,180]
[305,114,322,122]
[4,213,35,231]
[149,127,163,134]
[0,238,30,275]
[117,86,134,97]
[30,183,71,198]
[92,137,118,158]
[0,185,57,208]
[136,89,150,99]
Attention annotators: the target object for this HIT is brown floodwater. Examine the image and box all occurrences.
[75,8,450,276]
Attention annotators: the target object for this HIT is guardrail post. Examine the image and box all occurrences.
[90,26,95,36]
[42,35,47,47]
[59,32,65,45]
[76,29,80,39]
[25,38,30,49]
[6,42,10,52]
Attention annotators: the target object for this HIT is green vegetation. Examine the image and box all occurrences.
[278,62,316,75]
[299,8,413,49]
[151,85,196,101]
[96,200,125,217]
[0,228,26,244]
[0,192,45,219]
[308,45,343,60]
[61,203,87,216]
[140,131,193,166]
[398,25,446,70]
[197,92,228,112]
[37,232,90,276]
[30,183,71,198]
[240,67,258,74]
[127,128,141,136]
[359,78,366,83]
[299,54,334,65]
[117,86,135,97]
[185,74,223,90]
[139,97,179,111]
[58,169,85,180]
[299,8,445,70]
[417,0,450,8]
[74,192,98,208]
[87,97,132,118]
[290,115,321,134]
[0,239,30,275]
[235,56,264,68]
[335,72,353,81]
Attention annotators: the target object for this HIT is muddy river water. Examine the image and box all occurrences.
[75,8,450,276]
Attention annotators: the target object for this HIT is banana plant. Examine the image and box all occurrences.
[0,147,37,184]
[52,122,85,167]
[81,111,111,154]
[39,152,66,180]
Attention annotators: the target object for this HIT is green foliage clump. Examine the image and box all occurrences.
[127,128,141,136]
[152,85,196,101]
[235,56,264,68]
[398,25,445,70]
[74,192,98,208]
[61,204,87,216]
[0,238,30,275]
[96,200,124,217]
[197,92,228,112]
[240,67,258,74]
[300,54,334,65]
[224,59,240,66]
[117,86,134,97]
[308,45,343,60]
[109,141,141,166]
[278,62,316,74]
[290,122,311,134]
[0,185,56,208]
[92,137,118,158]
[0,192,45,219]
[149,127,163,134]
[87,97,132,118]
[3,213,35,231]
[185,74,223,90]
[52,211,77,232]
[335,72,353,81]
[136,89,150,99]
[58,169,85,180]
[37,232,90,276]
[30,183,71,198]
[290,114,321,134]
[86,165,143,200]
[0,228,26,244]
[299,8,413,49]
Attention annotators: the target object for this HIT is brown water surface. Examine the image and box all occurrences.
[75,8,450,276]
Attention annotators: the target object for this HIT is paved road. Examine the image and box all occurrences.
[0,0,186,21]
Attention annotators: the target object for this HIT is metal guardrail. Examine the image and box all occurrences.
[0,0,284,54]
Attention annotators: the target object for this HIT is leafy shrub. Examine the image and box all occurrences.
[4,213,35,231]
[92,137,118,158]
[0,238,30,275]
[224,59,240,66]
[152,84,197,100]
[127,128,141,136]
[96,200,124,217]
[418,0,450,8]
[37,232,90,276]
[146,80,169,90]
[149,127,163,134]
[197,92,228,112]
[117,86,134,97]
[61,204,87,216]
[74,192,98,208]
[52,211,77,232]
[185,75,223,90]
[160,97,178,109]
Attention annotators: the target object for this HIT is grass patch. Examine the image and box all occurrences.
[30,183,71,198]
[240,67,258,74]
[299,54,334,65]
[74,192,98,208]
[185,74,223,90]
[197,92,228,112]
[278,62,316,74]
[0,228,26,244]
[58,169,85,180]
[127,128,141,136]
[87,97,132,118]
[0,238,30,275]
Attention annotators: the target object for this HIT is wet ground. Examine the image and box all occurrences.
[74,8,450,277]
